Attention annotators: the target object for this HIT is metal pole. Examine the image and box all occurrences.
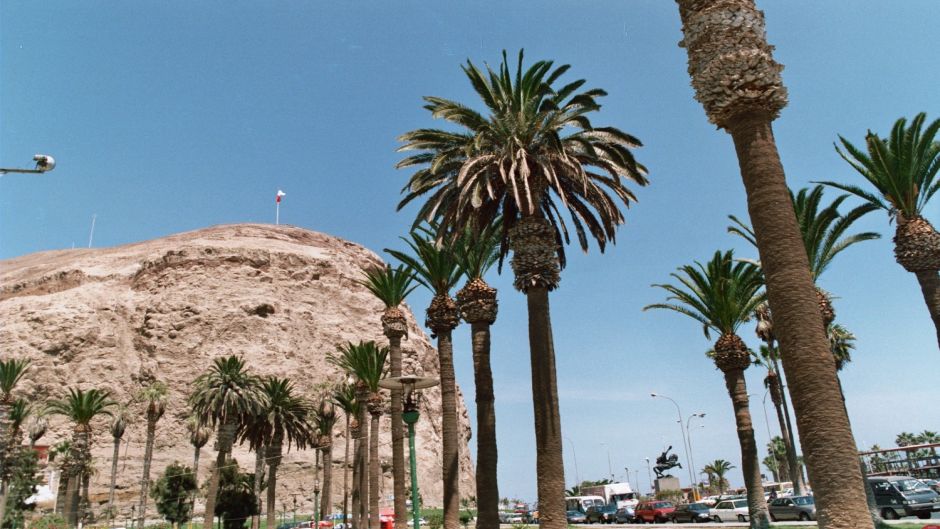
[564,436,580,489]
[686,414,704,496]
[761,390,780,480]
[653,395,696,499]
[644,458,653,497]
[404,412,421,529]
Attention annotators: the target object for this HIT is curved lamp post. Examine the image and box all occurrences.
[651,393,697,499]
[379,375,439,529]
[685,413,705,495]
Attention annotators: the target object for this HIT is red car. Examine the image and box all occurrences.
[633,501,675,523]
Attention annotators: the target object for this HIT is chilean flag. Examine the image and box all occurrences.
[276,190,286,203]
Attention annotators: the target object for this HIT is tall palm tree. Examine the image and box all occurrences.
[137,381,168,529]
[702,460,735,495]
[254,377,314,529]
[107,405,130,524]
[239,405,270,529]
[189,356,266,529]
[674,3,872,527]
[359,264,417,529]
[312,399,338,520]
[765,437,790,482]
[48,388,116,527]
[333,383,358,529]
[732,185,879,497]
[645,250,769,527]
[330,342,388,529]
[452,219,502,529]
[387,228,463,529]
[0,358,31,526]
[752,341,804,494]
[820,113,940,347]
[396,51,648,529]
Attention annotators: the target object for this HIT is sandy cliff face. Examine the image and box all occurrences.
[0,223,474,518]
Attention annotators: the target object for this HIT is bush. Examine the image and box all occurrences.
[28,514,67,529]
[425,513,443,529]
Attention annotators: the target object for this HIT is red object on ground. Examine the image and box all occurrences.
[921,525,940,529]
[317,522,333,528]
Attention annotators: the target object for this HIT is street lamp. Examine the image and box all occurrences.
[685,413,705,495]
[650,393,697,499]
[600,443,614,481]
[760,389,779,480]
[624,467,630,489]
[379,375,439,529]
[0,154,56,175]
[564,436,581,489]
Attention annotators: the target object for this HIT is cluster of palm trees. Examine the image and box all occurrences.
[389,10,937,528]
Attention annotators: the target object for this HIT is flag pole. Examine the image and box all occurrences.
[88,214,97,248]
[276,201,280,225]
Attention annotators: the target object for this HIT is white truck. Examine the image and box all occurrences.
[581,482,640,509]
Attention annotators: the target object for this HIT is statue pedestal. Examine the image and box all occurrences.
[654,476,681,493]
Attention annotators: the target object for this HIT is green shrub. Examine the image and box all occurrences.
[426,513,443,529]
[28,514,67,529]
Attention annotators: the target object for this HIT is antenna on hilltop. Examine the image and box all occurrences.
[88,214,97,248]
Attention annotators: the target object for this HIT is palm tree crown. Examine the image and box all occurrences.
[333,383,360,420]
[138,381,168,421]
[397,50,648,268]
[452,218,502,282]
[48,388,116,427]
[644,250,765,339]
[821,113,940,221]
[0,358,30,402]
[256,377,314,450]
[359,265,418,309]
[329,342,389,394]
[729,185,880,280]
[387,226,462,299]
[189,356,265,428]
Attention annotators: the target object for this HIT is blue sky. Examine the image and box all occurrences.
[2,1,938,501]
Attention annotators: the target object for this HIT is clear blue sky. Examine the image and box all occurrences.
[2,1,937,501]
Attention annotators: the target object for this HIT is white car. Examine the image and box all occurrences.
[710,498,750,523]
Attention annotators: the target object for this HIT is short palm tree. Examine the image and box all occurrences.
[26,408,48,450]
[186,416,212,519]
[189,356,266,529]
[820,113,940,348]
[359,264,416,529]
[256,377,314,529]
[0,359,30,465]
[107,405,130,523]
[330,342,388,529]
[703,460,735,494]
[137,381,168,528]
[645,250,769,527]
[312,399,339,520]
[8,398,30,445]
[452,218,502,529]
[674,3,873,526]
[387,227,462,529]
[397,51,647,529]
[333,383,359,529]
[48,388,116,527]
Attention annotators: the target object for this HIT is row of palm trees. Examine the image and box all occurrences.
[389,11,938,527]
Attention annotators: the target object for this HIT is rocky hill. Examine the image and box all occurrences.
[0,223,474,519]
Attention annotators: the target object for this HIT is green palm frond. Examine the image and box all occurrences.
[386,224,462,296]
[728,185,880,280]
[9,398,31,433]
[397,49,648,269]
[644,250,765,340]
[138,381,168,421]
[332,383,360,418]
[249,377,314,451]
[358,264,417,308]
[827,323,856,372]
[188,355,266,429]
[48,387,117,427]
[820,113,940,219]
[311,399,338,440]
[0,358,31,400]
[451,216,503,280]
[110,405,130,439]
[328,341,389,394]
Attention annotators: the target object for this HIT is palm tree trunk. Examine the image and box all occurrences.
[729,110,873,529]
[343,416,351,529]
[770,355,806,495]
[66,473,80,527]
[138,418,158,529]
[108,436,121,522]
[525,287,566,529]
[81,472,91,526]
[356,394,370,529]
[388,333,407,529]
[351,429,361,529]
[369,412,381,529]
[55,463,70,516]
[252,446,265,529]
[436,329,461,529]
[470,321,499,529]
[722,368,770,529]
[914,270,940,348]
[321,443,333,524]
[770,392,794,483]
[266,441,283,529]
[203,422,235,529]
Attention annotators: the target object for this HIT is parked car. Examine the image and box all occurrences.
[769,495,816,521]
[566,510,587,524]
[923,478,940,494]
[613,507,635,524]
[585,504,618,523]
[670,503,712,523]
[633,501,675,524]
[710,498,749,523]
[868,475,940,520]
